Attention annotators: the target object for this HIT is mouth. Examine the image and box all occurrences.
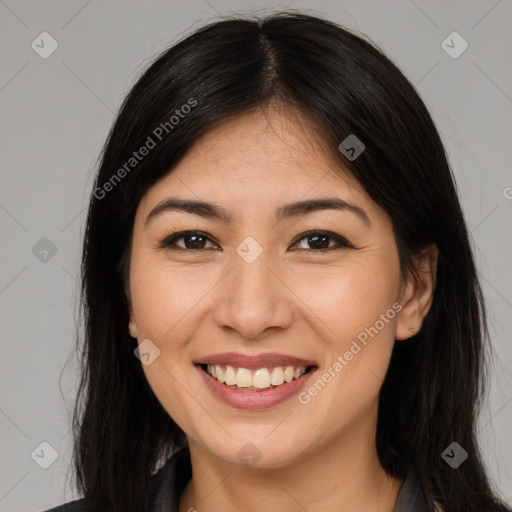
[194,352,319,409]
[198,363,317,391]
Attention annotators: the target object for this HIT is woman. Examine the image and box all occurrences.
[44,12,511,512]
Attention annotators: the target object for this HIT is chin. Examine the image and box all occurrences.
[199,430,309,469]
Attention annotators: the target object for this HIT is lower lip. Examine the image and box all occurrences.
[196,365,318,410]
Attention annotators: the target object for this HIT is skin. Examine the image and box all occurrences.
[127,107,438,512]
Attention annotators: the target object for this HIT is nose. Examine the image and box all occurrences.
[212,250,294,340]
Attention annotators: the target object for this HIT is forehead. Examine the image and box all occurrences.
[135,108,380,223]
[172,108,352,183]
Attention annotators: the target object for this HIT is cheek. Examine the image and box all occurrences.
[129,253,218,344]
[129,253,210,435]
[291,253,400,414]
[291,256,400,346]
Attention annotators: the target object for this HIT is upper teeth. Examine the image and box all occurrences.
[206,364,307,389]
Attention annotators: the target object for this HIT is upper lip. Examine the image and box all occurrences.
[195,352,318,369]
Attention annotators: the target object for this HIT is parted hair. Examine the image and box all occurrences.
[72,12,510,512]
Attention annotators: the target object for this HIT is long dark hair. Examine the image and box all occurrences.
[73,12,510,512]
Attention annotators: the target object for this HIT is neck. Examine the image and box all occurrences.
[178,415,403,512]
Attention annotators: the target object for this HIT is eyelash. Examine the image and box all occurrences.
[157,229,354,254]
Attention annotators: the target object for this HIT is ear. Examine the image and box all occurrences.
[128,303,138,339]
[395,244,438,340]
[124,269,138,338]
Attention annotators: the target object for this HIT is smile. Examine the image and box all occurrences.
[202,364,315,391]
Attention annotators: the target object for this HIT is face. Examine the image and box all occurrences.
[127,108,415,468]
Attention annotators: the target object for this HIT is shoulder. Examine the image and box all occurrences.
[41,497,93,512]
[40,446,191,512]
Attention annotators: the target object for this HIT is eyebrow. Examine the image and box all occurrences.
[144,197,371,227]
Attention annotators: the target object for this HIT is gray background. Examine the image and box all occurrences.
[1,1,511,510]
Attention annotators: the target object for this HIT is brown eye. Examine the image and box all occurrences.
[159,231,219,252]
[290,230,353,252]
[304,233,330,250]
[180,234,208,249]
